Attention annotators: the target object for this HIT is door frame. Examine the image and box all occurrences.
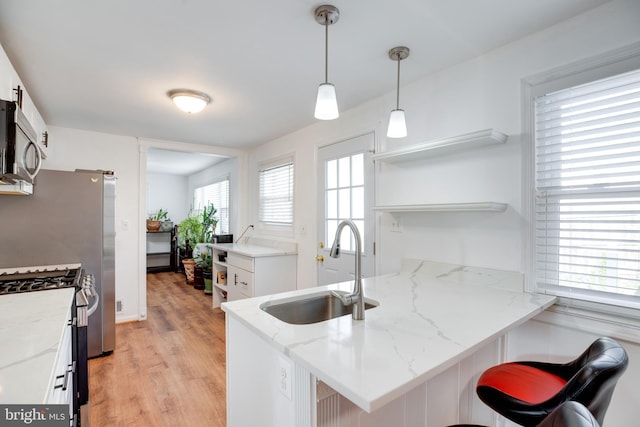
[316,131,377,286]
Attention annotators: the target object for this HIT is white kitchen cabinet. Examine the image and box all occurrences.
[0,288,76,425]
[0,45,49,158]
[212,240,297,308]
[226,251,296,301]
[46,304,74,421]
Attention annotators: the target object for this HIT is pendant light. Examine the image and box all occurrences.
[387,46,410,138]
[168,89,211,114]
[314,5,340,120]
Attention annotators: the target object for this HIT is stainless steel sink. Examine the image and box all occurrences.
[260,291,378,325]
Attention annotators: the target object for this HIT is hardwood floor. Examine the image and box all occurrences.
[88,272,227,426]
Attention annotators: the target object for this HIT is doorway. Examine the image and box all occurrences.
[139,140,245,321]
[316,133,375,286]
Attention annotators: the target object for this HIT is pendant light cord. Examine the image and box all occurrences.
[395,55,401,109]
[324,17,329,84]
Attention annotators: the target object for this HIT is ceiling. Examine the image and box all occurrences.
[0,0,611,150]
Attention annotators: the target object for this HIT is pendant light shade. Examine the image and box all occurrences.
[387,47,410,138]
[314,5,340,120]
[315,83,339,120]
[168,89,211,114]
[387,109,407,138]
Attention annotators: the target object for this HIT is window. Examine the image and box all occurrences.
[533,67,640,309]
[259,159,294,226]
[193,177,230,234]
[324,153,365,252]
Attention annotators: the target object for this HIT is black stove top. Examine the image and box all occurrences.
[0,268,82,295]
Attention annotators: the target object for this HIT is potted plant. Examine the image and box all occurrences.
[177,203,218,252]
[195,249,213,293]
[177,203,218,284]
[147,208,169,232]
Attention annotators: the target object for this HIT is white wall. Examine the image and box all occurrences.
[147,172,189,223]
[247,0,640,283]
[43,126,141,322]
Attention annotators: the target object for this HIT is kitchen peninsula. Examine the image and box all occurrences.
[222,259,556,426]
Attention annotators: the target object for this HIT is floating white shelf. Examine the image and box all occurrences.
[373,128,508,163]
[373,202,509,213]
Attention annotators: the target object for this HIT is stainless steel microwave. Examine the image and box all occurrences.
[0,99,42,195]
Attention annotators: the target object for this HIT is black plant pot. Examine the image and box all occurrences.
[203,271,213,294]
[193,265,205,290]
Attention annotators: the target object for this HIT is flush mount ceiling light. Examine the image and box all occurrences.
[387,46,410,138]
[314,5,340,120]
[168,89,211,114]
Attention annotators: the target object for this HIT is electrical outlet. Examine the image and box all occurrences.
[278,355,292,400]
[390,218,402,233]
[116,300,123,312]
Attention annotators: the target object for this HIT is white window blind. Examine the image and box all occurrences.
[534,68,640,308]
[193,177,230,234]
[259,161,294,225]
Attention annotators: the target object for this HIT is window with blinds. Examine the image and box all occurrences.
[534,68,640,308]
[193,177,230,234]
[259,160,294,225]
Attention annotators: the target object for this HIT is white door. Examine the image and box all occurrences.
[317,133,375,286]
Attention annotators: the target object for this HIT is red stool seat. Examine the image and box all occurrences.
[477,363,566,404]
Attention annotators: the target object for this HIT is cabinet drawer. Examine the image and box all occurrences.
[227,252,254,272]
[47,315,74,417]
[231,266,254,298]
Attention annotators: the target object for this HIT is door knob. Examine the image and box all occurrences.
[315,255,325,262]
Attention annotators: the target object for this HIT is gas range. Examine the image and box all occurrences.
[0,265,83,295]
[0,263,97,315]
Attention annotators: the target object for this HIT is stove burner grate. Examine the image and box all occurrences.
[0,268,82,295]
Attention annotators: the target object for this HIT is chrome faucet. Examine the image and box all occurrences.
[329,220,365,320]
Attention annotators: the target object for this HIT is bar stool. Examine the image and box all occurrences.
[537,401,601,427]
[475,337,628,426]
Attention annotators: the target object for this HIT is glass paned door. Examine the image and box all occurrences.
[317,133,375,286]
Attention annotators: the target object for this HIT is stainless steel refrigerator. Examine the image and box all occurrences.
[0,169,116,358]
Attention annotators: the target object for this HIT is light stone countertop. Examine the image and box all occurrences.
[221,259,556,412]
[0,288,75,403]
[212,242,297,258]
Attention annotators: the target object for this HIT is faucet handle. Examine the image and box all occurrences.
[331,290,357,307]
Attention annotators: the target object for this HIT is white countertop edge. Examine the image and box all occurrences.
[222,270,557,413]
[212,243,297,257]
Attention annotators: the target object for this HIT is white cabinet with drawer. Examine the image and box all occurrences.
[47,306,74,413]
[214,243,297,303]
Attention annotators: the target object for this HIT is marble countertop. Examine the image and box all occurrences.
[0,288,75,403]
[222,259,556,412]
[212,242,297,257]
